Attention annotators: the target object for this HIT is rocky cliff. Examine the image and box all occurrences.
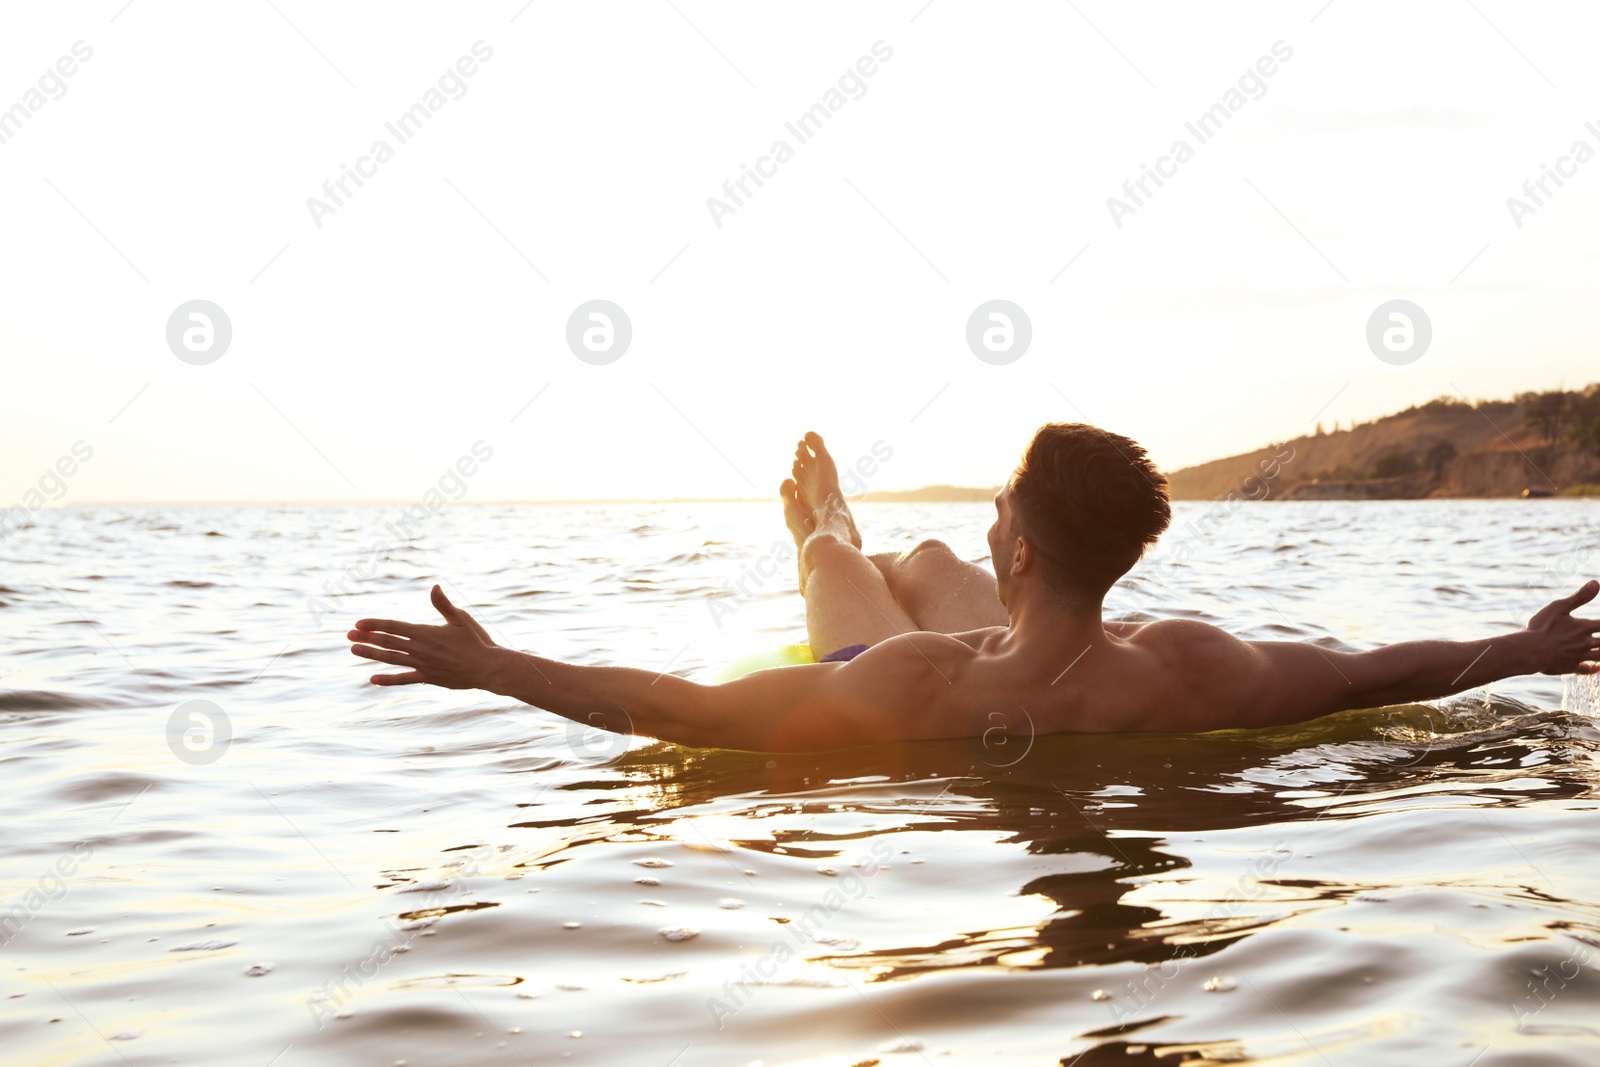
[1168,391,1600,501]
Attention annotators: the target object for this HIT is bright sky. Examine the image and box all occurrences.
[3,1,1598,505]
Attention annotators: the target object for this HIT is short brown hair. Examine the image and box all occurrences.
[1008,423,1170,596]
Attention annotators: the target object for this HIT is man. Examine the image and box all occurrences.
[348,425,1599,751]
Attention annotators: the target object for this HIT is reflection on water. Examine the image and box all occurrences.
[2,501,1599,1065]
[656,703,1596,964]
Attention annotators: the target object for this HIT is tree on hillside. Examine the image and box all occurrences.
[1424,440,1457,481]
[1521,391,1568,444]
[1568,387,1600,458]
[1370,448,1419,479]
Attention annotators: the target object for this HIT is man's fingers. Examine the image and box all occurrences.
[461,613,494,643]
[430,583,495,642]
[349,629,409,651]
[355,618,427,638]
[351,644,411,666]
[431,584,460,622]
[372,670,424,686]
[1561,580,1600,610]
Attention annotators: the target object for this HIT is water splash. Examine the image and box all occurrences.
[1562,673,1600,718]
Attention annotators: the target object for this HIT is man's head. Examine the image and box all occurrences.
[987,423,1170,609]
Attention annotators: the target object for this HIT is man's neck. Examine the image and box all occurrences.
[1003,588,1107,652]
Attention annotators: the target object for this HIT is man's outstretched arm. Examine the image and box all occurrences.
[1244,580,1600,725]
[348,585,946,751]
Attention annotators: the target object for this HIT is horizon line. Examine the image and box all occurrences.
[26,492,1001,507]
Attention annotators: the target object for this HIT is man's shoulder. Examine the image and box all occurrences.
[1121,618,1256,666]
[813,632,987,743]
[845,630,985,671]
[1125,617,1233,640]
[827,632,984,705]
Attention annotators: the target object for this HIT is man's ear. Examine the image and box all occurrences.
[1009,534,1031,577]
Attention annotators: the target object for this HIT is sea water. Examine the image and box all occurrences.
[1565,673,1600,718]
[2,500,1598,1065]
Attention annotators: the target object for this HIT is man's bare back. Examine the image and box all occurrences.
[348,427,1600,751]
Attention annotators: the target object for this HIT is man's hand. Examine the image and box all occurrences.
[348,584,506,689]
[1524,579,1600,676]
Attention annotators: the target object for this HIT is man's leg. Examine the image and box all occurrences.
[800,513,918,656]
[787,432,1005,649]
[875,540,1009,633]
[783,435,916,655]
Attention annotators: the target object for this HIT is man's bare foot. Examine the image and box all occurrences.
[792,432,863,550]
[780,477,814,594]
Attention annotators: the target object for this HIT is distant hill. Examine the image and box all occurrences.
[858,484,1000,503]
[1167,386,1600,500]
